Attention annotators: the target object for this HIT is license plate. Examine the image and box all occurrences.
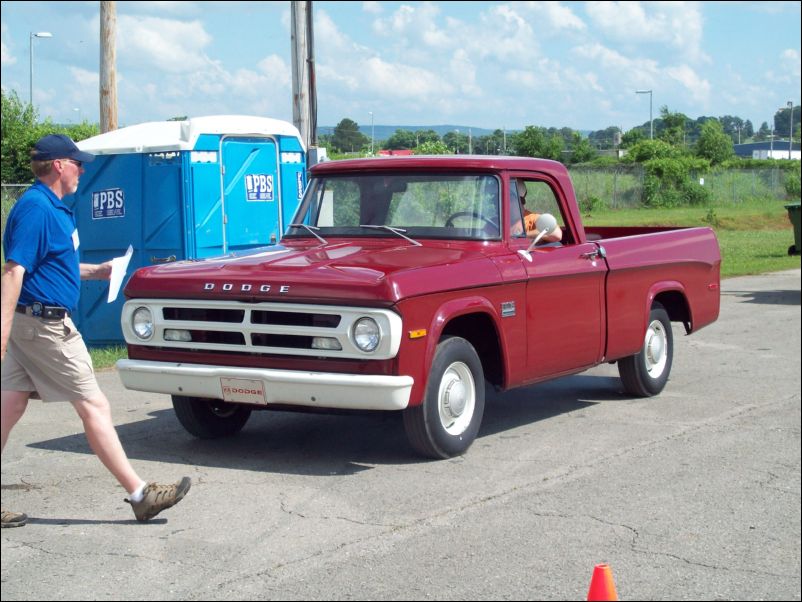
[220,378,267,404]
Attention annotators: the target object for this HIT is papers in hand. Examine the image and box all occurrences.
[108,245,133,303]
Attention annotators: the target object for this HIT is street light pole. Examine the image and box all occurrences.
[29,31,53,106]
[636,89,653,139]
[788,101,794,160]
[770,125,774,157]
[369,111,374,155]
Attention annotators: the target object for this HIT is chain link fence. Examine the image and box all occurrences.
[569,167,792,209]
[569,165,646,209]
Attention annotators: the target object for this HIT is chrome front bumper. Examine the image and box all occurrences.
[116,359,413,411]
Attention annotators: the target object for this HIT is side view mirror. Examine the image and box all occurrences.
[526,213,558,251]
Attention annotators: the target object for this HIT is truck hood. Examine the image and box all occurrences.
[124,241,501,304]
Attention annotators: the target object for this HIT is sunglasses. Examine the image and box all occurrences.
[61,158,83,168]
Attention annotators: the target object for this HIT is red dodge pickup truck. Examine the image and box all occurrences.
[117,156,721,458]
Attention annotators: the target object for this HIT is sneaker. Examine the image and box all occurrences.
[1,509,28,528]
[125,477,191,522]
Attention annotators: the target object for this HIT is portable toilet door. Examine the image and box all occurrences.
[190,135,282,258]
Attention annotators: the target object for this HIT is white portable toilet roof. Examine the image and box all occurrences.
[77,115,305,155]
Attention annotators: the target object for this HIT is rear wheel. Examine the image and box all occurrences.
[171,395,252,439]
[403,336,485,459]
[618,302,673,397]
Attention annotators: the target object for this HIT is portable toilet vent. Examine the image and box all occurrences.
[72,115,307,345]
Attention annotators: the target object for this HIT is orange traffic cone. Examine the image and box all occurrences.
[587,563,618,601]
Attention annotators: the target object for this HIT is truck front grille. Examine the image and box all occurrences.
[121,299,402,360]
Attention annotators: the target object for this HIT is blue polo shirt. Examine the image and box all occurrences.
[3,181,81,313]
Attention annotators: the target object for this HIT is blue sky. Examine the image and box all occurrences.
[1,1,800,134]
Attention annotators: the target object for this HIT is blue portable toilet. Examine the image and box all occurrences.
[71,115,307,345]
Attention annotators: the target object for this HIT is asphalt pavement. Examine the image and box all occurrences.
[2,269,800,601]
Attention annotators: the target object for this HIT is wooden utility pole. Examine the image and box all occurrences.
[100,0,118,132]
[291,1,317,150]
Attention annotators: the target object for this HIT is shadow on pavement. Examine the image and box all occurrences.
[23,517,166,526]
[27,373,626,475]
[722,289,801,305]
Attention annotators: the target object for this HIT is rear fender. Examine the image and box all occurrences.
[647,281,691,333]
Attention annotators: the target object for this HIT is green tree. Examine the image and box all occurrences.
[658,106,688,147]
[331,118,369,153]
[588,126,622,150]
[385,129,418,150]
[773,105,799,139]
[474,129,507,155]
[442,131,469,154]
[414,140,450,155]
[568,132,596,163]
[621,128,645,148]
[512,126,563,160]
[695,119,734,165]
[1,89,99,183]
[2,90,40,183]
[755,121,772,141]
[624,139,683,162]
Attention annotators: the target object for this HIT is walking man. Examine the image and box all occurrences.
[1,134,190,527]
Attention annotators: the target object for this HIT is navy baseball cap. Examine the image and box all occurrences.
[32,134,95,163]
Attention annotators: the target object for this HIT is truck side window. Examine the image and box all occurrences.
[526,181,562,219]
[511,178,566,244]
[510,180,526,238]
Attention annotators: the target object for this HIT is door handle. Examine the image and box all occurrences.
[580,245,606,260]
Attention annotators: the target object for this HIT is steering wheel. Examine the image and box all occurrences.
[445,211,498,231]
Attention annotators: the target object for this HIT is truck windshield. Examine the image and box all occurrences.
[287,173,501,241]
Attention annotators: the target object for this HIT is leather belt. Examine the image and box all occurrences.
[16,303,70,319]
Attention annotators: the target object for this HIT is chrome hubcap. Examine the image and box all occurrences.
[644,319,668,377]
[438,361,476,436]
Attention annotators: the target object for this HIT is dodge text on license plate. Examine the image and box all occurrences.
[220,378,267,404]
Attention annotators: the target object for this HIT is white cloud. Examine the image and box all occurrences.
[586,1,709,63]
[524,1,586,31]
[781,48,801,79]
[763,49,801,85]
[372,2,449,50]
[1,22,16,66]
[665,65,710,104]
[362,1,383,15]
[477,4,539,60]
[573,43,661,88]
[1,41,15,66]
[117,15,214,74]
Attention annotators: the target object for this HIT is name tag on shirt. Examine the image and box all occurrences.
[72,229,80,251]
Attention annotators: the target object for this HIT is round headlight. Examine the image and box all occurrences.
[353,317,380,352]
[132,307,154,340]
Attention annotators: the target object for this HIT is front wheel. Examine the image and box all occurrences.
[171,395,252,439]
[618,302,673,397]
[403,336,485,459]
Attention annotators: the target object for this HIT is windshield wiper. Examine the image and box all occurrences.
[359,224,422,246]
[288,223,327,245]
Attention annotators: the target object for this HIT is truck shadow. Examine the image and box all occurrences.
[722,289,800,305]
[27,374,625,475]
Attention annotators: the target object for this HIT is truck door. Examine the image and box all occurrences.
[509,177,607,379]
[221,136,281,252]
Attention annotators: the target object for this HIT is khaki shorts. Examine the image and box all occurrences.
[1,312,102,402]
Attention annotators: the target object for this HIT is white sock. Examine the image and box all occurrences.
[128,481,148,502]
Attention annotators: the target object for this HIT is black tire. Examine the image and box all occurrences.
[171,395,252,439]
[403,336,485,459]
[618,302,673,397]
